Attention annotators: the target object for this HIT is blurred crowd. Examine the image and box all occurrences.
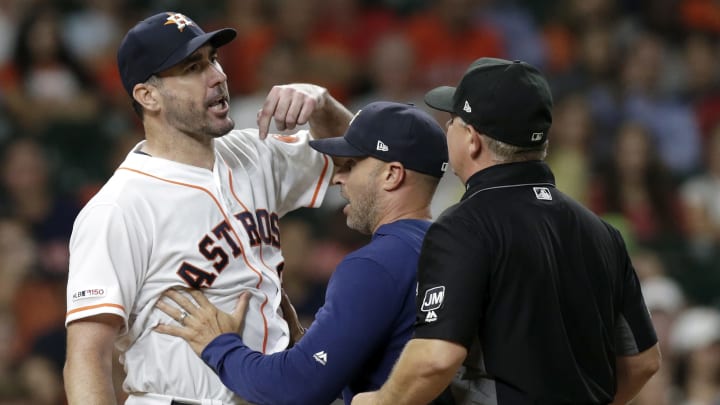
[1,0,720,403]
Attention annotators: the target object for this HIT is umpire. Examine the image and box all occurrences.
[352,58,661,405]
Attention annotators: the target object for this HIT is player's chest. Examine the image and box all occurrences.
[141,178,282,288]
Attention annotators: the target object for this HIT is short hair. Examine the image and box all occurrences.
[483,135,549,162]
[454,115,549,162]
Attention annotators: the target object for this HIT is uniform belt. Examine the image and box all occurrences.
[171,401,197,405]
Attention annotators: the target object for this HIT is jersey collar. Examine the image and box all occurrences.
[462,160,556,201]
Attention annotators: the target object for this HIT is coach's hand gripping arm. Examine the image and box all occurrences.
[256,84,352,140]
[280,288,305,346]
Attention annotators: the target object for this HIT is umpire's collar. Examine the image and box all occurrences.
[461,160,556,201]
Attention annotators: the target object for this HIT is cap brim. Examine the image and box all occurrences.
[309,137,366,157]
[424,86,456,113]
[154,28,237,74]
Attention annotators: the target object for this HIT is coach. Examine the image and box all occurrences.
[353,58,661,405]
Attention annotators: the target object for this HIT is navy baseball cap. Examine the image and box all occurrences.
[424,57,553,147]
[309,102,448,178]
[117,12,237,96]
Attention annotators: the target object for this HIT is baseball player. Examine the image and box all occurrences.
[64,12,352,405]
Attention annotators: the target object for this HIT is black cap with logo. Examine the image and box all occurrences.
[117,12,236,96]
[424,57,553,147]
[309,102,448,178]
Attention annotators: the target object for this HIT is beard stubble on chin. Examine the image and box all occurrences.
[346,166,382,235]
[164,92,234,138]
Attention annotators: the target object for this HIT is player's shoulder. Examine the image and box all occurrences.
[218,128,311,145]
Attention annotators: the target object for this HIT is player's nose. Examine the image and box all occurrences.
[209,62,228,85]
[332,172,345,185]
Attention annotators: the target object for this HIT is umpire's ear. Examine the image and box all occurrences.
[133,80,162,114]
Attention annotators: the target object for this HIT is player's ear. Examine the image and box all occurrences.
[382,161,405,191]
[133,82,161,113]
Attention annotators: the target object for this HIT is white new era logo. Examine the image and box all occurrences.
[376,140,389,152]
[313,351,328,366]
[425,310,438,322]
[463,100,472,113]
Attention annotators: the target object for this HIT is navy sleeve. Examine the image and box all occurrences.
[201,257,404,405]
[413,213,491,350]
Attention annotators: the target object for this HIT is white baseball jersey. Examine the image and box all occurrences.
[66,129,332,403]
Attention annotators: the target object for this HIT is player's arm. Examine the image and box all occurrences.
[158,259,403,405]
[352,338,466,405]
[257,84,352,140]
[610,343,661,405]
[204,260,402,404]
[64,314,123,405]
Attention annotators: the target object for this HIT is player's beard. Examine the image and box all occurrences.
[346,186,379,235]
[163,89,234,138]
[345,164,382,235]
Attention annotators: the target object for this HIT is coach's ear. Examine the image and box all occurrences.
[382,161,405,191]
[133,82,161,113]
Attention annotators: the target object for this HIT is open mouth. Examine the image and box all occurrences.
[208,95,229,113]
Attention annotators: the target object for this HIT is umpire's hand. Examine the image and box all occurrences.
[155,288,250,356]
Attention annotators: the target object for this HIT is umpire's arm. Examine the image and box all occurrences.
[611,343,661,405]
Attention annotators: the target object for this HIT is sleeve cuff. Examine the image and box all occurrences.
[201,333,246,371]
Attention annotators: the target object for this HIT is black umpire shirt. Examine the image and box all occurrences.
[414,161,657,405]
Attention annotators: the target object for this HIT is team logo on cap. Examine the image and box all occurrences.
[463,100,472,113]
[164,12,195,32]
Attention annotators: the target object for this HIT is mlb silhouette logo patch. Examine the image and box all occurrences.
[531,132,544,142]
[533,187,552,201]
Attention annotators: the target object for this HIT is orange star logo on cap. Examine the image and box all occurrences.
[164,12,194,32]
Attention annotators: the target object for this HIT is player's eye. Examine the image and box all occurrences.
[341,160,356,172]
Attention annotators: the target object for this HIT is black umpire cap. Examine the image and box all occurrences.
[425,57,553,147]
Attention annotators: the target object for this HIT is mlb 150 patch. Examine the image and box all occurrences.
[72,288,106,301]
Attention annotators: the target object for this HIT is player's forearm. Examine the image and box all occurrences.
[203,334,344,405]
[64,316,123,405]
[64,353,117,404]
[370,339,465,404]
[309,93,352,140]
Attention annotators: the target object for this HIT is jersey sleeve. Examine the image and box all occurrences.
[613,230,658,355]
[413,214,491,349]
[263,130,333,216]
[65,203,147,334]
[201,257,403,405]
